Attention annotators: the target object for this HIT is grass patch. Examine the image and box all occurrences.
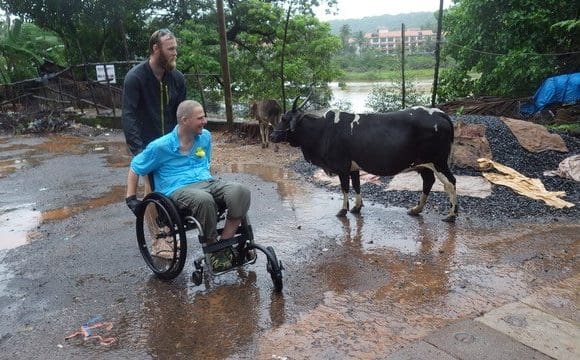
[548,123,580,133]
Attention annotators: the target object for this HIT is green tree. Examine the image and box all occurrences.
[0,16,65,82]
[176,0,342,110]
[1,0,342,107]
[0,0,149,64]
[148,0,214,29]
[439,0,579,99]
[339,24,351,51]
[366,77,429,112]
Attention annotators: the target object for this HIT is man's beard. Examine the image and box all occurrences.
[160,52,176,71]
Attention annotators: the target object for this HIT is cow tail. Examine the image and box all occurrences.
[443,112,455,168]
[443,113,455,168]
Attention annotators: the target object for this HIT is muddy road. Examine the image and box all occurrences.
[0,131,577,359]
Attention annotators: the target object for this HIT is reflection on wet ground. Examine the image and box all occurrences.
[0,204,41,250]
[116,166,577,358]
[42,185,126,221]
[0,185,125,250]
[0,134,129,178]
[0,134,128,250]
[214,163,301,199]
[0,134,577,358]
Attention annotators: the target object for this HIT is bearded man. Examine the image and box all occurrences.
[122,28,187,156]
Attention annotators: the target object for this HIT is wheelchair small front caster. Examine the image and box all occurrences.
[191,269,203,285]
[266,246,283,292]
[194,258,203,270]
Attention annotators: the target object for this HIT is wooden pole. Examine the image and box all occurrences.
[216,0,234,127]
[103,64,116,117]
[431,0,444,107]
[401,23,406,109]
[280,2,293,113]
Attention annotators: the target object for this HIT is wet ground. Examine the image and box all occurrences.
[0,132,577,359]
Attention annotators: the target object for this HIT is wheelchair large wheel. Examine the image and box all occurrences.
[136,192,187,280]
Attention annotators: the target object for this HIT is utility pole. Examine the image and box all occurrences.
[280,2,293,113]
[401,23,406,109]
[431,0,444,107]
[216,0,233,127]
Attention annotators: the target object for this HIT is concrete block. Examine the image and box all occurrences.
[387,340,456,360]
[425,319,552,360]
[520,274,579,323]
[477,301,578,360]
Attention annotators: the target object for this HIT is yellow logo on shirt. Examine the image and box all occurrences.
[195,147,205,157]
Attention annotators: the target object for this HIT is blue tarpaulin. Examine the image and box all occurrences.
[520,72,580,115]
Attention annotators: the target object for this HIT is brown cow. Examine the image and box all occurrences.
[249,100,282,150]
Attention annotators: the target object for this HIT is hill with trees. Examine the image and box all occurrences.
[325,12,438,34]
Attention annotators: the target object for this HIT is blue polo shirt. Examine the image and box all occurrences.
[131,125,213,196]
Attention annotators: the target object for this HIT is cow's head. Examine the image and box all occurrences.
[270,95,310,146]
[270,88,313,141]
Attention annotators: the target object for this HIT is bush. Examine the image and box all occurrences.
[366,79,430,112]
[329,98,353,112]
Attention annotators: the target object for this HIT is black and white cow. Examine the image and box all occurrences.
[270,100,458,222]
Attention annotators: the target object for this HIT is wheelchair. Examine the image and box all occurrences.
[134,191,284,292]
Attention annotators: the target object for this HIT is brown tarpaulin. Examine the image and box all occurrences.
[478,158,574,209]
[544,155,580,182]
[452,121,493,169]
[501,117,568,153]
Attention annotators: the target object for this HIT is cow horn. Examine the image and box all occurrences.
[291,95,301,111]
[297,86,314,110]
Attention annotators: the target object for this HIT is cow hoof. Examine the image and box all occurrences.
[336,209,348,217]
[407,208,421,216]
[442,214,457,223]
[350,206,362,214]
[261,144,266,148]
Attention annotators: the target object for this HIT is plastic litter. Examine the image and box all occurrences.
[64,315,116,346]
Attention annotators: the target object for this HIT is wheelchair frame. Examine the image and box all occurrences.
[135,191,283,292]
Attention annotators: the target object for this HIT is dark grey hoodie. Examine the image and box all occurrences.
[122,60,186,155]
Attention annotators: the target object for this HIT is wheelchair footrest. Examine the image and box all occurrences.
[202,235,243,254]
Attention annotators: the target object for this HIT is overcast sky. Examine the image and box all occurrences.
[314,0,449,21]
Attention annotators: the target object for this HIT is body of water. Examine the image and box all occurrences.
[328,80,433,113]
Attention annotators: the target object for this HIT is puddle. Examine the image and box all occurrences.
[214,162,463,257]
[0,185,125,250]
[215,163,300,199]
[0,204,41,250]
[43,185,126,221]
[0,158,38,178]
[0,135,130,178]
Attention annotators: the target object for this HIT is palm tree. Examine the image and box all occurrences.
[0,15,64,83]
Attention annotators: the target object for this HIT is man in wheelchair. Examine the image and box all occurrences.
[125,100,251,272]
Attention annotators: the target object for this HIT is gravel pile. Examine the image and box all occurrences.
[291,115,579,222]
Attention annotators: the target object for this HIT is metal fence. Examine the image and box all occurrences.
[0,61,222,120]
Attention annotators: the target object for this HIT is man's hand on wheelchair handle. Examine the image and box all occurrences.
[125,195,142,216]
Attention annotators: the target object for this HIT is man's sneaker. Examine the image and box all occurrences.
[209,249,233,272]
